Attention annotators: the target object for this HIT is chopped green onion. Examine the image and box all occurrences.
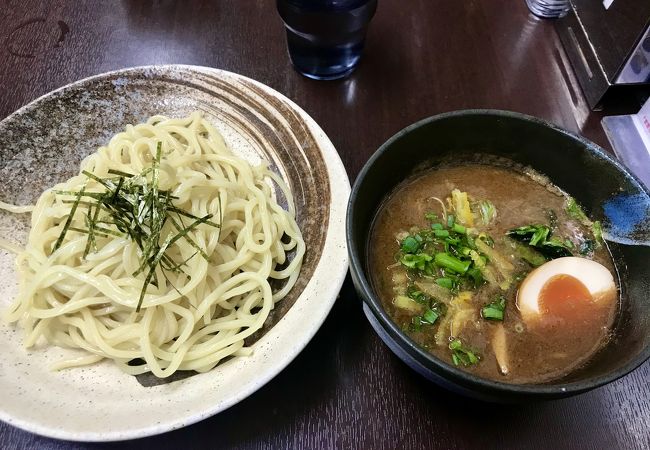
[422,309,439,324]
[447,214,455,228]
[482,306,504,321]
[411,316,423,332]
[445,237,460,246]
[400,253,433,270]
[449,339,480,366]
[430,223,444,230]
[434,252,470,274]
[451,223,466,234]
[425,212,438,221]
[466,267,484,286]
[481,296,506,321]
[401,236,421,254]
[435,277,454,289]
[434,229,449,238]
[407,285,430,305]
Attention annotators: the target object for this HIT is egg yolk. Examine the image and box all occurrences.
[538,274,593,321]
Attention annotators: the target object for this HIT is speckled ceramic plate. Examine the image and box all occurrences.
[0,65,349,441]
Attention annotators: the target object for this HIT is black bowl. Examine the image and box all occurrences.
[347,110,650,402]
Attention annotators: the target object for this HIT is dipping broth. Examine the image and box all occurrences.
[369,165,618,384]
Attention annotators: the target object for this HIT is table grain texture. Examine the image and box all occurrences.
[0,0,648,449]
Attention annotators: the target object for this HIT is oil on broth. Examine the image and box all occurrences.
[369,165,617,384]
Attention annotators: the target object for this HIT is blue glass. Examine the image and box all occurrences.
[277,0,377,80]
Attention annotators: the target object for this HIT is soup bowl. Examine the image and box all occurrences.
[347,110,650,402]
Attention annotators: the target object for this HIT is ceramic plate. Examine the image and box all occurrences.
[0,65,349,441]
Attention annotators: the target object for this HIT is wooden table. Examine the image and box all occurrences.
[1,1,648,449]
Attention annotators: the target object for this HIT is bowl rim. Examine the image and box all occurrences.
[347,108,650,396]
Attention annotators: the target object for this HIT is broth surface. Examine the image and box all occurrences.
[370,165,617,384]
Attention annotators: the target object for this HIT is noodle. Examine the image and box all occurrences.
[0,112,305,378]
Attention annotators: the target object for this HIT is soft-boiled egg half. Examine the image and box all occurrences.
[517,257,617,325]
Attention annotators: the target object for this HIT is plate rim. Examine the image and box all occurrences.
[0,64,350,441]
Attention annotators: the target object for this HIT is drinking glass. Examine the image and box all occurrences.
[277,0,378,80]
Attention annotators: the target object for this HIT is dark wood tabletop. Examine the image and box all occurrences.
[1,0,648,449]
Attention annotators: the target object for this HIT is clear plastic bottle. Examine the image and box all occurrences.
[525,0,570,18]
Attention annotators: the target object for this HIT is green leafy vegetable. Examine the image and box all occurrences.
[528,226,549,246]
[566,197,603,248]
[542,237,573,258]
[506,224,572,259]
[592,220,603,244]
[566,197,589,223]
[511,240,547,267]
[449,339,480,366]
[481,296,506,321]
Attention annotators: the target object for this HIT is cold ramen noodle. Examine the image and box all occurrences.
[0,112,305,378]
[370,165,617,384]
